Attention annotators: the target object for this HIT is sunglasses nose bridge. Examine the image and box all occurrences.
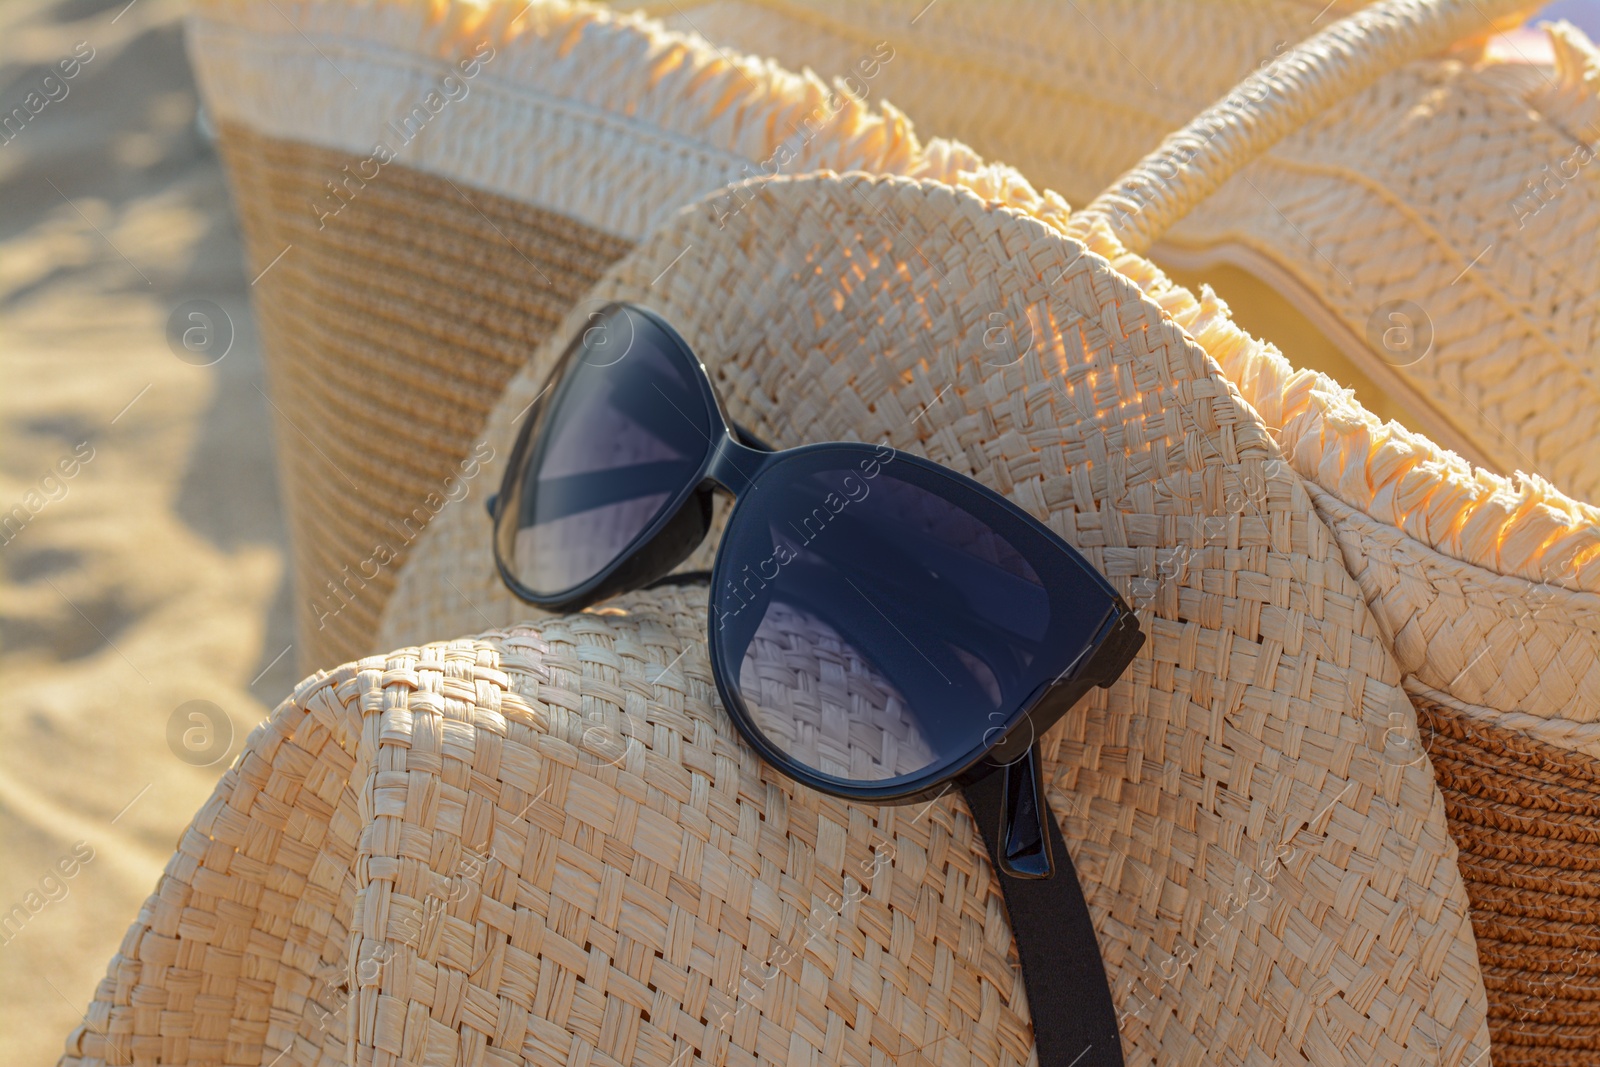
[703,432,773,495]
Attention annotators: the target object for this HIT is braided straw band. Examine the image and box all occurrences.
[1409,685,1600,1065]
[1069,0,1536,253]
[219,125,631,668]
[379,170,1491,1065]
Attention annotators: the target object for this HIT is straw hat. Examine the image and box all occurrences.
[63,168,1494,1067]
[374,2,1600,1060]
[644,0,1600,503]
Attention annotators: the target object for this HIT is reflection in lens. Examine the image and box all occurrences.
[739,600,938,781]
[510,307,710,594]
[716,453,1108,787]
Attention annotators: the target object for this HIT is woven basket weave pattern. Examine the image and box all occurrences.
[376,171,1492,1065]
[63,586,1052,1067]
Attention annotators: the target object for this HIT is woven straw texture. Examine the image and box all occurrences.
[191,0,1599,689]
[368,169,1493,1065]
[185,0,1600,1059]
[652,0,1600,503]
[1044,9,1600,1048]
[65,584,1079,1067]
[1060,221,1600,719]
[370,167,1599,1067]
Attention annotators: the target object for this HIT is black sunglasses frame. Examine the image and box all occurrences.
[490,303,1143,876]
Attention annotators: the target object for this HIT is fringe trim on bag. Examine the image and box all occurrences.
[1075,216,1600,593]
[1529,20,1600,149]
[192,0,1597,599]
[191,0,984,238]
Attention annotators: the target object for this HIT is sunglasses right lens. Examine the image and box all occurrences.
[503,306,712,597]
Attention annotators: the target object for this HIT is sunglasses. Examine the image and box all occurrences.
[488,303,1143,879]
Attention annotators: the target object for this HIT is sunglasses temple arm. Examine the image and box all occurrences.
[961,750,1126,1063]
[998,742,1056,879]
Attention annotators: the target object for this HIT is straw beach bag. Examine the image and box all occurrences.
[647,0,1600,502]
[63,168,1495,1066]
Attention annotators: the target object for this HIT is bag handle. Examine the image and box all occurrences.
[1067,0,1537,252]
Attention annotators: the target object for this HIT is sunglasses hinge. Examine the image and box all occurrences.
[703,431,774,494]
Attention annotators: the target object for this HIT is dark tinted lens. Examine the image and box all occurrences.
[713,450,1108,787]
[507,307,711,595]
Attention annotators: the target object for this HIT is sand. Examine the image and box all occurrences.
[0,0,295,1061]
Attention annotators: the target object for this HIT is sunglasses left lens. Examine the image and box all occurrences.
[711,447,1120,793]
[503,306,712,597]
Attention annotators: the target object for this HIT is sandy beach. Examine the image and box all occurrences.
[0,0,294,1061]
